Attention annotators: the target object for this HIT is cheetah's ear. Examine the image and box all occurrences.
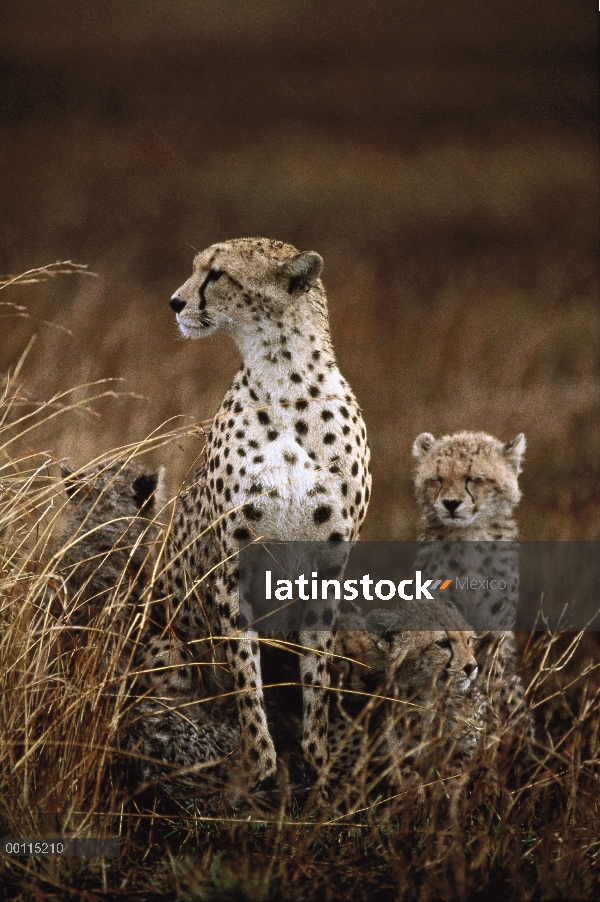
[366,608,398,634]
[60,463,86,500]
[278,252,324,293]
[503,433,526,474]
[412,433,436,459]
[132,466,166,511]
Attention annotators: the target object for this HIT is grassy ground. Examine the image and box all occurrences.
[0,1,598,897]
[0,400,598,900]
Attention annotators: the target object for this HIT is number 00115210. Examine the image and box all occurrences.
[1,839,120,856]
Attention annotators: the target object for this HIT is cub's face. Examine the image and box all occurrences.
[61,463,165,531]
[338,603,478,701]
[367,629,478,700]
[392,631,479,698]
[412,431,525,528]
[168,238,324,340]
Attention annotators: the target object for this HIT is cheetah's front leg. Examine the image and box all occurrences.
[213,575,277,785]
[299,629,334,773]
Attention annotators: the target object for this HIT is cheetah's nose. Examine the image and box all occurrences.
[443,499,461,515]
[463,661,477,679]
[170,295,186,313]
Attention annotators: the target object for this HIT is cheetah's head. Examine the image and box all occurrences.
[61,462,166,526]
[412,431,526,529]
[169,238,324,340]
[364,603,479,698]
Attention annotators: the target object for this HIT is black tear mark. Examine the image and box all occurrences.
[199,269,223,309]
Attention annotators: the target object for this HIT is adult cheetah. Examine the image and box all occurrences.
[165,238,371,784]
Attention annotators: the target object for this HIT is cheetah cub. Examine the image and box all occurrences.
[412,430,524,629]
[412,431,529,727]
[56,461,165,624]
[54,462,201,699]
[412,431,524,544]
[166,238,371,785]
[334,599,481,751]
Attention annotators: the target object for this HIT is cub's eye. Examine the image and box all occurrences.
[435,638,452,651]
[425,477,442,487]
[466,475,484,485]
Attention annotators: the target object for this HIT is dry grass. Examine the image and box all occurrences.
[0,3,598,894]
[0,314,599,900]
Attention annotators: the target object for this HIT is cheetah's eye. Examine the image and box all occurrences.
[199,270,224,309]
[425,477,442,487]
[466,475,484,485]
[435,638,452,651]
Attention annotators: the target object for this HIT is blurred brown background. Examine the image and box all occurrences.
[1,0,598,539]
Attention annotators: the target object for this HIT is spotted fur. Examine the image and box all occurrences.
[55,461,165,625]
[123,599,483,809]
[412,431,532,735]
[161,238,371,784]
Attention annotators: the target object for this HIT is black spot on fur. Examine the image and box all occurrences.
[314,505,332,524]
[243,504,262,522]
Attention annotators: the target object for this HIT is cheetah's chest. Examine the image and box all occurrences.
[205,394,368,543]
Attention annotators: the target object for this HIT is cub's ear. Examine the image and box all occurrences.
[60,463,85,500]
[366,608,399,634]
[412,433,436,459]
[132,466,165,511]
[278,251,324,293]
[503,433,526,473]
